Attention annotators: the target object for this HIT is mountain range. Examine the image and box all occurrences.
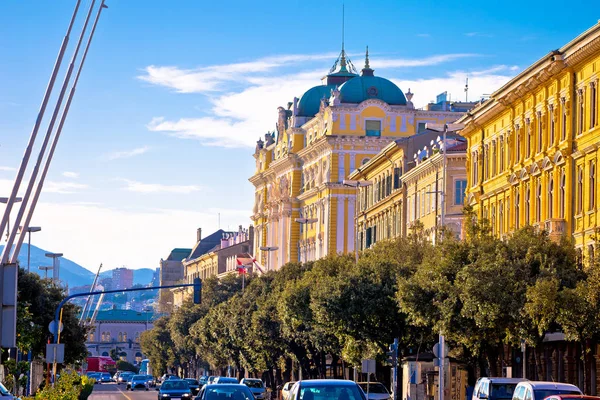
[0,244,156,288]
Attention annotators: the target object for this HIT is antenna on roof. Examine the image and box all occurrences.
[218,213,221,229]
[342,3,345,53]
[464,77,469,102]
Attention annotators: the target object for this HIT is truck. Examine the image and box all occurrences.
[86,356,116,373]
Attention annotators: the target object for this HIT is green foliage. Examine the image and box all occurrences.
[34,369,93,400]
[116,360,138,372]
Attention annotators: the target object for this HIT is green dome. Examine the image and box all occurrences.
[339,76,407,105]
[297,84,336,117]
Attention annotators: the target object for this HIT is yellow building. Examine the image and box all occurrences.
[348,132,467,247]
[458,22,600,257]
[250,48,470,269]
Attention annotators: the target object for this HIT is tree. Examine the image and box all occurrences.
[140,316,176,376]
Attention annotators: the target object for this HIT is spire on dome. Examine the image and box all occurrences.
[328,4,357,76]
[365,46,370,69]
[361,45,374,77]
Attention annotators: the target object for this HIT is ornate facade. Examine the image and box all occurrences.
[250,48,469,269]
[458,22,600,257]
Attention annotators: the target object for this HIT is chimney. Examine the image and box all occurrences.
[197,228,202,242]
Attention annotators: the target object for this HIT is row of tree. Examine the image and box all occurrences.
[140,217,600,391]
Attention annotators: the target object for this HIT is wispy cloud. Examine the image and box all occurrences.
[118,178,202,194]
[373,54,477,69]
[416,33,431,38]
[107,146,150,160]
[465,32,494,38]
[45,181,89,194]
[62,171,79,179]
[0,166,16,172]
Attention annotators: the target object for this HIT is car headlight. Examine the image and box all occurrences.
[162,394,170,398]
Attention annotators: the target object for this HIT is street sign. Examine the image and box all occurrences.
[432,343,448,358]
[362,359,376,373]
[46,344,64,363]
[48,320,63,335]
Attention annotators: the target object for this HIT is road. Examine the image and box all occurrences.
[89,382,159,400]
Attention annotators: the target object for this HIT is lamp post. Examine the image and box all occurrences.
[259,246,279,271]
[343,180,373,263]
[20,226,41,273]
[424,123,464,400]
[295,217,318,262]
[45,252,63,283]
[0,197,23,242]
[39,266,53,280]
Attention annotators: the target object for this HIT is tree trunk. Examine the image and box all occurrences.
[332,355,340,379]
[581,340,588,395]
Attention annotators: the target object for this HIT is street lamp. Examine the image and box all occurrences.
[45,252,63,283]
[19,226,41,273]
[295,217,318,262]
[259,246,279,271]
[342,179,373,264]
[0,197,23,242]
[39,266,53,280]
[424,123,464,400]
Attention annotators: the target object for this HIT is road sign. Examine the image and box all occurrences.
[433,342,448,358]
[48,320,63,335]
[46,344,64,363]
[362,359,376,373]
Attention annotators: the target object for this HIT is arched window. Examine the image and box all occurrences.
[516,129,521,161]
[118,332,123,342]
[89,332,94,342]
[484,145,489,179]
[548,176,554,219]
[135,332,140,343]
[577,166,584,213]
[537,111,543,152]
[492,141,497,176]
[590,162,596,210]
[549,105,555,146]
[123,332,128,342]
[561,98,567,141]
[526,119,531,157]
[525,184,531,225]
[500,137,505,172]
[515,192,520,229]
[491,205,496,232]
[560,171,566,218]
[499,201,504,234]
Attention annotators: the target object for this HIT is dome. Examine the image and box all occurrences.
[296,84,336,117]
[338,75,407,106]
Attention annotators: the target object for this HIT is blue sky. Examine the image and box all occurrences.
[0,0,597,271]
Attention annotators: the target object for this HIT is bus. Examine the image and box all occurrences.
[139,359,152,376]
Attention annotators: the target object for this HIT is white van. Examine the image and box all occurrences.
[511,381,582,400]
[473,377,525,400]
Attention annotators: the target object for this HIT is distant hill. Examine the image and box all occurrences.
[0,244,95,287]
[0,244,156,288]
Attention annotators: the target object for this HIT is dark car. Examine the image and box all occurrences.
[127,374,150,391]
[240,378,266,400]
[186,379,201,396]
[287,379,366,400]
[195,383,255,400]
[117,372,134,384]
[87,372,101,384]
[99,372,113,383]
[157,379,193,399]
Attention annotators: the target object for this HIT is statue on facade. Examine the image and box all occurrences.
[279,175,289,198]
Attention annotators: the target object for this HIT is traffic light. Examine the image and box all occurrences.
[193,278,202,304]
[386,340,398,366]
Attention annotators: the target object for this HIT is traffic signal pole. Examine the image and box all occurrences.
[52,278,202,344]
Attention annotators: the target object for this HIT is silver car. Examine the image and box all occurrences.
[241,378,267,399]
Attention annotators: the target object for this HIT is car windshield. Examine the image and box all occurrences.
[102,373,111,377]
[219,378,239,383]
[163,380,189,390]
[301,385,365,400]
[359,384,388,394]
[534,390,581,399]
[133,375,144,380]
[205,386,255,400]
[245,380,264,388]
[186,379,199,385]
[490,384,517,399]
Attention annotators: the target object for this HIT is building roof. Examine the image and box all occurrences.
[339,75,407,106]
[297,84,336,117]
[92,309,156,323]
[188,229,231,260]
[167,248,192,262]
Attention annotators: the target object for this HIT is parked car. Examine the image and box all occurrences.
[87,372,101,383]
[512,382,582,400]
[99,372,113,383]
[199,376,209,387]
[160,373,179,383]
[207,376,217,384]
[157,379,193,399]
[216,377,239,384]
[281,381,297,400]
[358,382,391,400]
[287,379,366,400]
[241,378,267,399]
[195,383,255,400]
[145,375,157,387]
[127,374,150,391]
[186,378,201,396]
[473,378,525,400]
[544,395,600,400]
[0,382,15,399]
[117,371,134,384]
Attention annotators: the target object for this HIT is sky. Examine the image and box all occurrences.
[0,0,598,271]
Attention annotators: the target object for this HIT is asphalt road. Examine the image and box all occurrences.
[89,382,160,400]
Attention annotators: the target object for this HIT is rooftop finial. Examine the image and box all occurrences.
[365,45,370,69]
[360,45,374,76]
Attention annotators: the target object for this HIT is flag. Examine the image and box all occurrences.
[236,257,248,274]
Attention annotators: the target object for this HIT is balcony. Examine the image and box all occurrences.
[544,218,566,240]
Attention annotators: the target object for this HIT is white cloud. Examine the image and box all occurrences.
[62,171,79,179]
[416,33,431,38]
[45,181,89,194]
[20,201,249,270]
[0,166,16,172]
[107,146,150,160]
[118,178,202,194]
[373,54,477,69]
[465,32,494,38]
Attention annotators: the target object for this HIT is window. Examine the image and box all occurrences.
[526,119,531,157]
[455,180,467,205]
[421,191,425,217]
[549,105,555,146]
[484,145,489,180]
[525,184,531,225]
[492,141,497,176]
[366,120,381,136]
[118,332,123,342]
[589,244,595,263]
[417,122,427,133]
[507,132,512,165]
[89,332,95,342]
[560,171,566,218]
[579,89,585,135]
[499,201,504,234]
[516,129,521,161]
[123,332,128,342]
[590,162,596,210]
[515,192,520,229]
[472,151,479,185]
[393,167,401,189]
[425,185,430,212]
[537,112,543,152]
[577,166,584,214]
[536,181,542,222]
[561,98,567,141]
[592,83,597,128]
[491,206,496,232]
[500,137,505,172]
[548,177,554,219]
